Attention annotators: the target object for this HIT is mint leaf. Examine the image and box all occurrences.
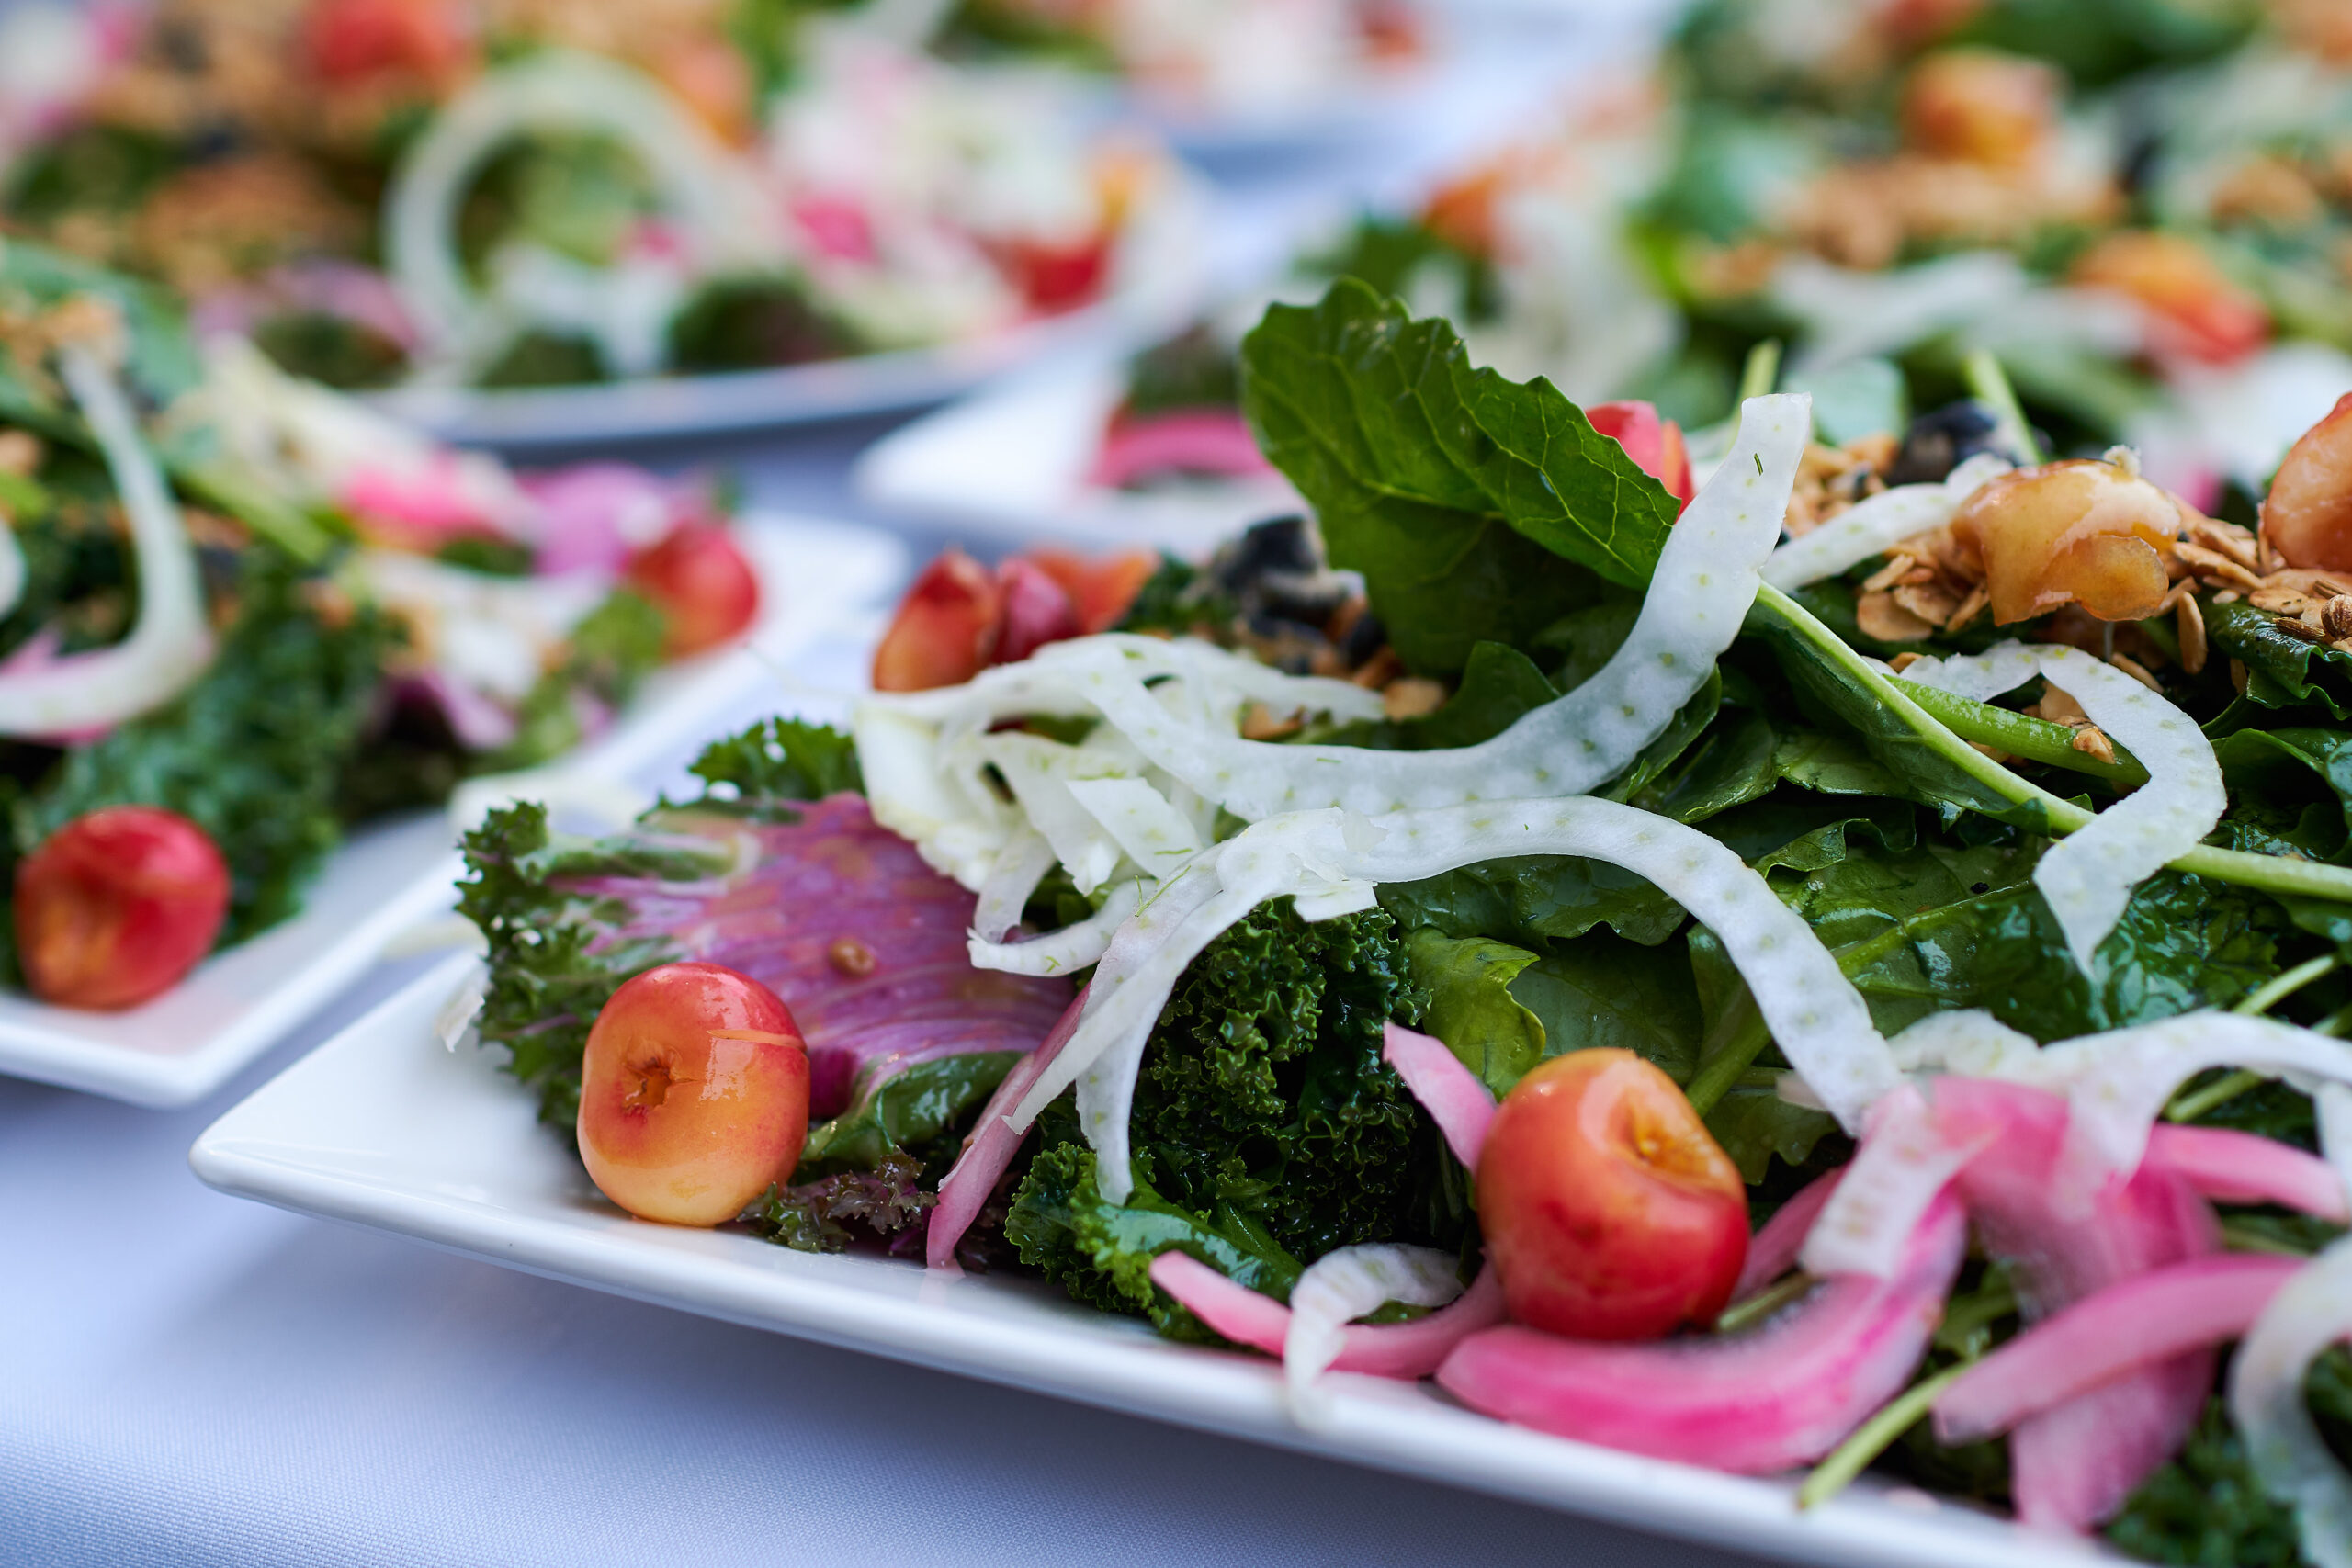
[1239,279,1679,675]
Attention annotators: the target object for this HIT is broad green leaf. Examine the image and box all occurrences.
[1405,928,1545,1099]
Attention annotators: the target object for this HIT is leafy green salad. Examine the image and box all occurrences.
[461,276,2352,1564]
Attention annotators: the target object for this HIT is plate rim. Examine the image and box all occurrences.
[191,952,2120,1568]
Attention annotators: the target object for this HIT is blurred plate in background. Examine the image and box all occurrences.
[855,357,1301,553]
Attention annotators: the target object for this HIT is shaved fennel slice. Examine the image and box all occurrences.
[1903,641,2224,973]
[1066,776,1204,877]
[1801,1083,1997,1280]
[1888,1010,2043,1078]
[2323,1083,2352,1202]
[0,350,213,736]
[855,705,1015,887]
[2027,1014,2352,1200]
[1284,1246,1465,1423]
[967,878,1141,976]
[2228,1235,2352,1568]
[0,519,23,621]
[1020,795,1899,1201]
[1055,395,1814,820]
[385,51,761,361]
[1760,453,2009,590]
[971,827,1056,945]
[975,731,1125,894]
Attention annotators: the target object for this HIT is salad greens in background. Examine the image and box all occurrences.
[0,239,729,1002]
[463,272,2351,1563]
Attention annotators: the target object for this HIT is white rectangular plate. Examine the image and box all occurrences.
[854,357,1304,554]
[0,513,904,1107]
[194,951,2097,1568]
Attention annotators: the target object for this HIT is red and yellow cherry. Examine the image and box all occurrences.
[625,520,761,658]
[2070,231,2269,367]
[15,806,232,1010]
[301,0,469,84]
[1476,1049,1749,1341]
[576,962,810,1226]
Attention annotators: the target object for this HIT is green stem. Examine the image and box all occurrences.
[1685,994,1768,1117]
[1738,339,1784,405]
[1798,1364,1971,1510]
[1713,1270,1815,1335]
[1757,585,2352,908]
[1962,348,2041,465]
[1890,678,2147,788]
[174,459,339,564]
[2162,951,2339,1122]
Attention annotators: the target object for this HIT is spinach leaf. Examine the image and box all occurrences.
[2205,599,2352,721]
[1405,928,1545,1100]
[1510,932,1706,1086]
[1239,279,1679,673]
[796,1052,1022,1180]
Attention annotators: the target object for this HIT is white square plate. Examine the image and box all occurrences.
[854,357,1304,554]
[192,948,2090,1568]
[0,513,905,1107]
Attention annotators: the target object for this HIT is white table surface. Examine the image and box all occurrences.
[0,10,1795,1562]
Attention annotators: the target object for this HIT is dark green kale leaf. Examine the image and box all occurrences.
[668,275,864,372]
[1238,278,1679,674]
[1005,1134,1303,1337]
[1121,324,1242,418]
[20,552,394,947]
[454,802,711,1130]
[670,716,864,821]
[1011,899,1466,1325]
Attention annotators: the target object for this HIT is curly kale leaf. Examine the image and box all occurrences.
[1010,900,1469,1327]
[1005,1134,1303,1338]
[797,1051,1021,1182]
[454,802,707,1131]
[744,1152,933,1255]
[483,588,667,773]
[668,716,863,822]
[20,551,393,947]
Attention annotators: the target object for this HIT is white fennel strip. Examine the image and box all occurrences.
[0,350,214,736]
[1048,394,1813,821]
[967,878,1143,977]
[2228,1235,2352,1568]
[1760,452,2009,590]
[1900,641,2224,973]
[385,51,758,364]
[970,827,1056,945]
[1012,796,1901,1202]
[1284,1246,1465,1421]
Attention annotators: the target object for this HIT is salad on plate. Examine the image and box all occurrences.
[0,237,763,1016]
[0,0,1183,402]
[455,276,2352,1563]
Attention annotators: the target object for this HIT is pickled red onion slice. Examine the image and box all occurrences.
[2144,1124,2352,1224]
[926,987,1087,1273]
[1088,410,1273,489]
[1148,1250,1507,1382]
[1732,1167,1843,1303]
[1435,1192,1967,1473]
[1380,1023,1495,1167]
[1933,1253,2303,1443]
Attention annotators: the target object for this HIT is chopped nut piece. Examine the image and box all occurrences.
[1948,584,1991,631]
[2231,658,2249,694]
[1887,651,1924,673]
[1382,677,1449,721]
[1241,703,1306,739]
[1349,648,1403,690]
[0,430,40,479]
[2109,653,2163,692]
[2175,540,2265,591]
[2071,725,2117,765]
[827,938,877,978]
[2326,599,2352,641]
[2030,685,2090,727]
[1858,590,1938,642]
[2177,594,2208,676]
[2274,616,2327,643]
